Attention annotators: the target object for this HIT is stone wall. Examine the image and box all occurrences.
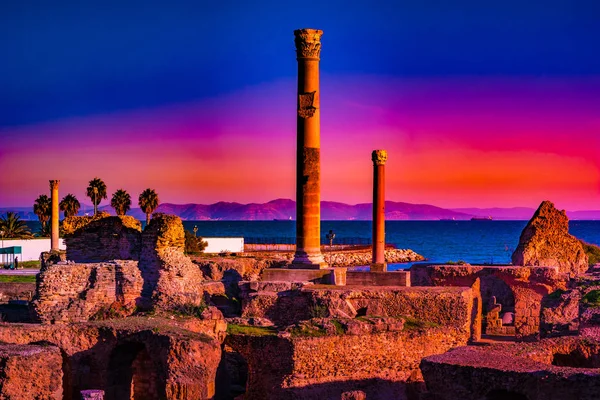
[0,343,63,399]
[346,271,410,287]
[421,337,600,400]
[0,317,224,400]
[240,283,477,337]
[139,213,205,310]
[0,282,36,302]
[31,260,143,323]
[64,215,142,262]
[226,324,469,400]
[411,264,565,340]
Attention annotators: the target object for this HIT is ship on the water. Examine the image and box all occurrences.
[471,216,493,221]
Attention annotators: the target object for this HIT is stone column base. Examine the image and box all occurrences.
[370,262,387,272]
[291,251,327,269]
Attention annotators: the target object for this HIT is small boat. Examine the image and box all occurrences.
[439,217,456,221]
[273,216,293,221]
[471,216,493,221]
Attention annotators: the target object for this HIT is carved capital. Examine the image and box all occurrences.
[294,28,323,60]
[49,180,60,190]
[298,91,317,119]
[372,150,388,166]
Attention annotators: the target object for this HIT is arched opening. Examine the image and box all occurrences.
[215,344,249,400]
[486,389,529,400]
[107,342,160,400]
[481,276,516,337]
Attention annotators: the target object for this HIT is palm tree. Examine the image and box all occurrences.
[60,194,81,218]
[33,194,51,230]
[138,188,160,225]
[111,189,132,216]
[86,177,107,215]
[0,212,33,239]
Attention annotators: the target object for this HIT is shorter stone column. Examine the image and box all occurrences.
[50,180,60,251]
[371,150,387,272]
[80,390,104,400]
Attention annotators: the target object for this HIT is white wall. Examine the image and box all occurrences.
[0,239,66,261]
[203,237,244,254]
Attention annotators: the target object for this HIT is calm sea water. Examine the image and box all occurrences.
[26,220,599,271]
[180,220,600,269]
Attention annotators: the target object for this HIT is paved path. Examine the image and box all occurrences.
[0,269,39,275]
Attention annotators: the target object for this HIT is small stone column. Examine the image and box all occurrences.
[50,180,60,251]
[80,389,104,400]
[371,150,387,272]
[291,28,326,269]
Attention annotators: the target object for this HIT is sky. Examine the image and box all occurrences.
[1,0,599,210]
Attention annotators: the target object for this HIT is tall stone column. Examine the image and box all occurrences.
[50,180,60,251]
[371,150,387,272]
[291,28,326,269]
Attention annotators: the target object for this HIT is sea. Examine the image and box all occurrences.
[26,220,600,271]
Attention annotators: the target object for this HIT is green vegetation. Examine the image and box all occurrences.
[19,260,40,269]
[33,194,51,235]
[59,193,81,218]
[580,241,600,267]
[86,177,108,215]
[227,324,278,336]
[309,303,328,319]
[582,290,600,307]
[184,230,208,254]
[110,189,132,216]
[0,275,36,283]
[288,324,327,337]
[330,319,345,335]
[173,300,208,318]
[446,260,468,265]
[0,212,33,239]
[138,188,160,226]
[402,316,439,330]
[547,289,567,300]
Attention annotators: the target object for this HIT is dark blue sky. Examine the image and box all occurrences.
[1,0,599,127]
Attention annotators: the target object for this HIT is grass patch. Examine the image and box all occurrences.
[330,319,345,335]
[547,289,567,300]
[172,301,208,318]
[582,290,600,307]
[580,241,600,267]
[309,303,328,319]
[227,324,278,337]
[0,275,36,283]
[403,316,439,330]
[19,260,40,269]
[288,324,327,337]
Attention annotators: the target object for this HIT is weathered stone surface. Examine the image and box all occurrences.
[139,213,205,311]
[541,289,581,337]
[421,337,600,400]
[0,317,224,400]
[0,343,63,399]
[64,214,142,262]
[226,322,468,400]
[512,201,588,276]
[31,260,143,323]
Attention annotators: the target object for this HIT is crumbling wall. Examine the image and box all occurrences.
[0,318,224,400]
[0,343,63,399]
[139,213,205,310]
[31,260,143,323]
[64,215,142,262]
[227,324,468,400]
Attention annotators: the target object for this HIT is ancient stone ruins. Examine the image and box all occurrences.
[0,29,599,400]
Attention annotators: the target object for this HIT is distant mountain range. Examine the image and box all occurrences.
[2,199,599,221]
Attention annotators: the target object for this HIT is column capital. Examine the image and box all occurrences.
[372,150,388,166]
[294,28,323,60]
[49,180,60,190]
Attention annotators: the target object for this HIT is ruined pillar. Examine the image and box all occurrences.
[50,180,60,251]
[371,150,387,272]
[291,28,326,269]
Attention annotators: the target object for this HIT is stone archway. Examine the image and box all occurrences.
[107,342,159,400]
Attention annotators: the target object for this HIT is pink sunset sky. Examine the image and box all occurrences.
[1,75,598,210]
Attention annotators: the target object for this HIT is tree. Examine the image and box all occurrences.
[0,212,33,239]
[184,229,207,254]
[110,189,132,216]
[59,194,81,218]
[86,177,107,215]
[138,188,159,226]
[33,194,51,230]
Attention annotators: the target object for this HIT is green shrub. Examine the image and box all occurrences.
[185,230,208,254]
[309,303,328,318]
[582,290,600,307]
[580,241,600,267]
[173,300,207,318]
